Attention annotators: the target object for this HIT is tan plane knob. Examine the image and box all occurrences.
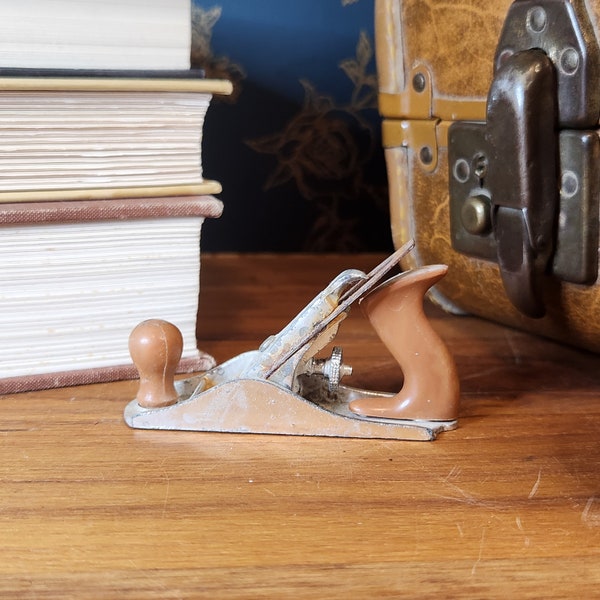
[129,319,183,409]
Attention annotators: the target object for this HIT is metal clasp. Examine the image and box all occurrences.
[448,0,600,318]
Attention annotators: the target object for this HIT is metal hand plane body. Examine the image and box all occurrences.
[124,241,460,440]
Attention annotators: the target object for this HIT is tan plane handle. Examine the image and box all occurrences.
[349,265,460,421]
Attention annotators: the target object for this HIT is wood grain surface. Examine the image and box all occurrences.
[2,253,600,599]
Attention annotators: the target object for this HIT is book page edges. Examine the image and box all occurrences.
[0,352,216,395]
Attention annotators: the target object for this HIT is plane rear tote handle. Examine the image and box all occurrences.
[349,265,460,422]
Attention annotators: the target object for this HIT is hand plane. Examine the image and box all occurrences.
[124,241,460,440]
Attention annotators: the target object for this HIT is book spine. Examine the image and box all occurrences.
[0,354,216,395]
[0,195,224,225]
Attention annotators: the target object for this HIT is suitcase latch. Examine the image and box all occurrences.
[448,0,600,318]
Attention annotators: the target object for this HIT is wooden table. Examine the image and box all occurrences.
[2,254,600,598]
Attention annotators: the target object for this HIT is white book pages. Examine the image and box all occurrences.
[0,91,211,190]
[0,217,204,377]
[0,0,191,70]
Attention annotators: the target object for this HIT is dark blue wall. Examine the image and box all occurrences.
[192,1,392,252]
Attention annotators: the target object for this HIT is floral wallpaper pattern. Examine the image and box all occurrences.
[191,1,392,252]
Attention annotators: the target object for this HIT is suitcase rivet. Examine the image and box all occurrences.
[559,47,579,75]
[453,158,470,183]
[412,72,427,93]
[560,170,579,198]
[526,7,547,34]
[496,48,514,69]
[419,146,433,165]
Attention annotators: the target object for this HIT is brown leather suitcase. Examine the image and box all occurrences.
[376,0,600,351]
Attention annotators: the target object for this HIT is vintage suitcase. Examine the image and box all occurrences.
[376,0,600,351]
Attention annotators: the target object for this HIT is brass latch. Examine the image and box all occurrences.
[448,0,600,318]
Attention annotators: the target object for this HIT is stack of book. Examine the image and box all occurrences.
[0,0,233,393]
